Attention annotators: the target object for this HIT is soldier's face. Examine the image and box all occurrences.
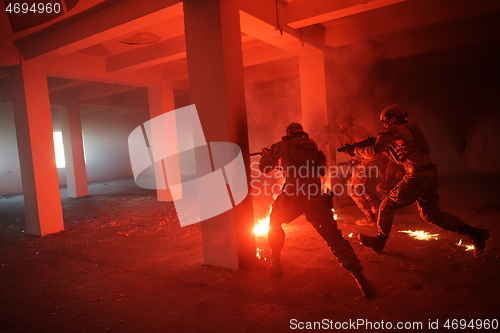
[382,116,396,128]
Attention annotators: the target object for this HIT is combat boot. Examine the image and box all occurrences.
[458,225,489,258]
[350,269,375,298]
[358,233,388,253]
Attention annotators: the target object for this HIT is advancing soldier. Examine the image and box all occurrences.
[259,123,375,297]
[333,113,383,226]
[349,104,489,257]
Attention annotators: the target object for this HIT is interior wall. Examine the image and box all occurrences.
[81,109,149,183]
[0,104,22,195]
[324,41,500,173]
[0,103,149,196]
[379,50,500,173]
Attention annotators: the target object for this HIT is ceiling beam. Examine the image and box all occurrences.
[237,0,324,51]
[15,0,182,61]
[239,10,319,56]
[242,43,293,67]
[287,0,407,29]
[159,35,263,82]
[105,31,256,73]
[325,0,500,47]
[106,35,186,72]
[48,80,88,93]
[161,43,296,83]
[66,82,141,102]
[79,104,148,115]
[49,81,142,104]
[45,53,161,86]
[244,57,299,85]
[80,87,148,107]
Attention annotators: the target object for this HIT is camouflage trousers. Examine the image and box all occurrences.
[376,180,399,198]
[348,165,382,220]
[269,191,362,270]
[378,173,466,236]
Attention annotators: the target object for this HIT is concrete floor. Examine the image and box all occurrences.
[0,174,499,332]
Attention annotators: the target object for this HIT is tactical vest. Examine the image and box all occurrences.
[281,136,326,179]
[385,123,431,163]
[287,136,320,166]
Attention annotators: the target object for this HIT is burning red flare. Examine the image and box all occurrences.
[399,229,439,240]
[253,214,270,236]
[457,239,474,251]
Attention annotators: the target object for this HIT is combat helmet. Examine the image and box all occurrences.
[380,104,408,124]
[286,122,304,136]
[336,112,354,125]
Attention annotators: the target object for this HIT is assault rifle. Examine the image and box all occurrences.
[337,136,376,157]
[249,151,262,157]
[249,148,270,158]
[337,159,360,167]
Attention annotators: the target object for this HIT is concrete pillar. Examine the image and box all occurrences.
[147,81,176,202]
[299,51,332,191]
[60,101,88,198]
[183,0,255,269]
[9,60,64,236]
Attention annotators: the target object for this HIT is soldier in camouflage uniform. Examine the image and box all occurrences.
[376,159,405,198]
[334,113,384,226]
[259,123,375,297]
[348,104,489,257]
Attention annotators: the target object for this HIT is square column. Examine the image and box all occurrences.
[10,60,64,236]
[183,0,255,269]
[147,81,177,202]
[299,51,332,190]
[60,101,88,198]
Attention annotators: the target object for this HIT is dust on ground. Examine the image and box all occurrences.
[0,175,499,332]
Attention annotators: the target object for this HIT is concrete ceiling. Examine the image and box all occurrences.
[1,0,499,110]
